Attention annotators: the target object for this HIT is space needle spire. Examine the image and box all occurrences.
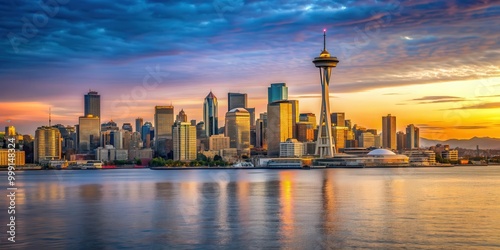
[312,29,339,158]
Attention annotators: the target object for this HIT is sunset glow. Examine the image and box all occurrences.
[1,1,499,140]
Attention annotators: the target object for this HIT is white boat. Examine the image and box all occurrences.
[232,161,254,168]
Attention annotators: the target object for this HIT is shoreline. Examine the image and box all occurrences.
[1,164,498,171]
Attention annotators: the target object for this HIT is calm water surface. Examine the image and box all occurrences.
[1,166,500,249]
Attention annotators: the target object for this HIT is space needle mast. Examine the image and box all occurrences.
[313,29,339,158]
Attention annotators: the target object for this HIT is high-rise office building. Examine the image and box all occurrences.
[288,100,299,139]
[141,122,153,148]
[246,107,256,127]
[330,112,345,127]
[80,90,101,155]
[52,124,76,153]
[172,122,197,161]
[296,122,315,142]
[397,131,406,151]
[382,114,397,150]
[122,123,133,132]
[84,90,100,118]
[176,109,188,123]
[267,101,294,157]
[155,106,174,157]
[225,108,250,155]
[299,113,317,129]
[135,118,143,133]
[196,121,206,139]
[332,126,348,151]
[101,120,118,132]
[203,91,219,137]
[227,93,247,111]
[359,132,375,148]
[154,106,174,138]
[209,134,230,151]
[78,115,100,153]
[129,131,142,150]
[406,124,420,149]
[255,112,267,149]
[34,126,62,162]
[268,83,288,103]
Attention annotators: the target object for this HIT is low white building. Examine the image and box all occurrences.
[341,149,409,167]
[403,150,436,166]
[128,148,153,161]
[96,145,128,162]
[280,138,303,157]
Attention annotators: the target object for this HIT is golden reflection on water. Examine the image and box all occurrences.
[12,167,500,248]
[278,171,295,243]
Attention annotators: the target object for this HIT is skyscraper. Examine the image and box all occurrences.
[78,115,100,153]
[135,117,143,133]
[34,126,62,162]
[332,126,348,150]
[255,112,267,149]
[313,30,339,158]
[82,91,101,155]
[225,108,250,156]
[382,114,397,150]
[330,112,345,127]
[203,91,219,137]
[122,123,133,132]
[141,122,153,148]
[267,100,294,157]
[154,106,174,138]
[176,109,188,123]
[296,122,315,142]
[101,120,118,132]
[246,107,256,127]
[84,90,100,118]
[396,131,406,151]
[155,105,174,157]
[359,132,375,148]
[268,83,288,103]
[227,93,247,111]
[299,113,317,129]
[288,100,299,139]
[172,122,197,161]
[406,124,420,149]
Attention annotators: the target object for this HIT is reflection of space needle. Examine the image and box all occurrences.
[313,29,339,158]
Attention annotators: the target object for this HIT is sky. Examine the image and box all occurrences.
[1,0,499,140]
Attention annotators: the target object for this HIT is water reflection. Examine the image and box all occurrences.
[4,167,500,249]
[278,171,295,245]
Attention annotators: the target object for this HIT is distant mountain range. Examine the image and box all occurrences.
[420,137,500,150]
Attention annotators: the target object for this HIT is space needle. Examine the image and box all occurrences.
[313,29,339,158]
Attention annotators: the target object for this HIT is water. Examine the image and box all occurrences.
[1,167,500,249]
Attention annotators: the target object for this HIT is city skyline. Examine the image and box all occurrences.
[1,0,499,140]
